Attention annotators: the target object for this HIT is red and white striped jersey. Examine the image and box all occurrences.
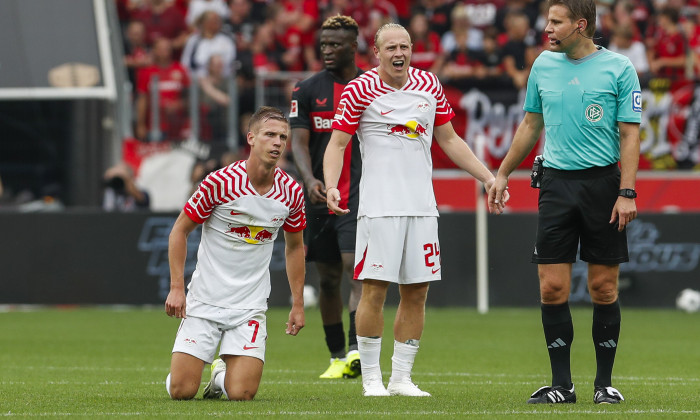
[332,67,455,217]
[183,160,306,309]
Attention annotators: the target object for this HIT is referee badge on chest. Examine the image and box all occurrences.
[585,104,603,123]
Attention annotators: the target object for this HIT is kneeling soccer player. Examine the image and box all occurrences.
[164,106,306,400]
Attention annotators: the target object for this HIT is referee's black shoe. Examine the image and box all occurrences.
[594,386,625,404]
[527,384,576,404]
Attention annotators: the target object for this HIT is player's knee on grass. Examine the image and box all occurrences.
[225,385,257,401]
[168,380,199,400]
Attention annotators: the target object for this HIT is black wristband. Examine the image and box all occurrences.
[618,188,637,198]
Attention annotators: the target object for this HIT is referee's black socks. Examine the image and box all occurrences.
[541,302,574,389]
[592,300,621,388]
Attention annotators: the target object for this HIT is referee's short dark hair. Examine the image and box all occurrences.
[548,0,596,37]
[321,15,360,37]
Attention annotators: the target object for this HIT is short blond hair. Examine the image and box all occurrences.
[374,23,410,47]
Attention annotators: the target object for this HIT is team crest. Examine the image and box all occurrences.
[417,102,430,112]
[585,104,603,122]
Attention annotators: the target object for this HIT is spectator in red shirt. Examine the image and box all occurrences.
[683,7,700,79]
[131,0,189,53]
[267,3,306,71]
[282,0,320,70]
[124,20,152,93]
[251,21,285,73]
[136,37,190,141]
[648,7,687,81]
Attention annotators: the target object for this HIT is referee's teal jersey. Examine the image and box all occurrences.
[523,47,642,170]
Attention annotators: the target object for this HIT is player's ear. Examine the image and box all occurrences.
[247,131,255,147]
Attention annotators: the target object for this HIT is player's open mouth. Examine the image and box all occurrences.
[270,151,280,158]
[392,60,404,70]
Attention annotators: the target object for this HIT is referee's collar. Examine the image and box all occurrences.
[565,45,604,65]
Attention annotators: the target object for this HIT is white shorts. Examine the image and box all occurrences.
[354,216,441,284]
[172,297,267,363]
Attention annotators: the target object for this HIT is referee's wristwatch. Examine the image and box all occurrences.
[618,188,637,199]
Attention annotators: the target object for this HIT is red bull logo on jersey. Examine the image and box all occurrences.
[227,224,275,244]
[387,120,428,139]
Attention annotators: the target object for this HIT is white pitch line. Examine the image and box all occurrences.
[1,379,693,388]
[3,409,700,417]
[4,364,688,382]
[5,366,698,384]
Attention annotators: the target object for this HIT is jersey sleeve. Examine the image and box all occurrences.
[616,59,642,123]
[289,79,311,129]
[283,182,307,232]
[433,75,456,126]
[523,60,542,113]
[332,80,368,135]
[183,171,222,224]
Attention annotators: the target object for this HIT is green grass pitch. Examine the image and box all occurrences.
[1,306,698,418]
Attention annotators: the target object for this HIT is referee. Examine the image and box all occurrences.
[488,0,641,405]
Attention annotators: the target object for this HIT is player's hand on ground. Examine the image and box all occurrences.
[165,288,186,319]
[487,176,509,215]
[306,179,327,205]
[326,187,350,215]
[610,196,637,232]
[285,306,305,336]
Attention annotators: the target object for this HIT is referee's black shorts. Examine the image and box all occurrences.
[531,163,629,265]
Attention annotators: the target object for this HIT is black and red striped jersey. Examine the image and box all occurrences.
[289,68,363,214]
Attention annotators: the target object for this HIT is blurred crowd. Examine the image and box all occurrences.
[102,0,700,211]
[117,0,700,146]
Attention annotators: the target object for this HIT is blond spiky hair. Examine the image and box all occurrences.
[321,15,359,36]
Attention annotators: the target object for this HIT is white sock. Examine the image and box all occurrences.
[165,373,172,397]
[357,336,382,380]
[214,370,228,399]
[390,339,419,383]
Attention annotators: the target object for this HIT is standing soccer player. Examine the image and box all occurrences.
[164,106,306,401]
[324,23,504,397]
[489,0,641,405]
[290,15,364,380]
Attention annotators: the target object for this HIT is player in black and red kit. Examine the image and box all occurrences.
[290,15,363,379]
